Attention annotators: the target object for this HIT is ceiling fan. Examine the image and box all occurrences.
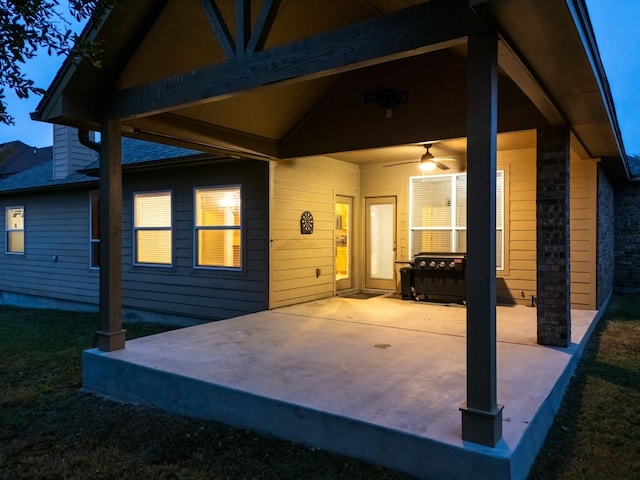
[383,144,453,171]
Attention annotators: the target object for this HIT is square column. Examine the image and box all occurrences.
[96,120,126,351]
[460,30,503,447]
[536,126,571,347]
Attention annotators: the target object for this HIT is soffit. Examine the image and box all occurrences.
[35,0,624,174]
[487,0,621,158]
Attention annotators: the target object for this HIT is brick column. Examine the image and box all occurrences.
[536,126,571,347]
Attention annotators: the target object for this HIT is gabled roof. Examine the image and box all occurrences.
[31,0,630,180]
[0,137,206,194]
[0,141,53,178]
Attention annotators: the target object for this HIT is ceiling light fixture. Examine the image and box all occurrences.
[420,146,437,171]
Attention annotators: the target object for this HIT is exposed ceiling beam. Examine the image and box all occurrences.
[246,0,281,54]
[198,0,236,58]
[126,113,280,158]
[236,0,251,55]
[107,0,486,121]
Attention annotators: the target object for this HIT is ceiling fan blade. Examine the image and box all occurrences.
[435,161,450,170]
[383,160,419,167]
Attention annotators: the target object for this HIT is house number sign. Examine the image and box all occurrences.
[300,211,314,234]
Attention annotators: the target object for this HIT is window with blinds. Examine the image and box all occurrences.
[133,191,172,266]
[194,186,241,269]
[5,206,24,254]
[409,172,504,269]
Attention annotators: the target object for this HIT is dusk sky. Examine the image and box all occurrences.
[0,2,638,156]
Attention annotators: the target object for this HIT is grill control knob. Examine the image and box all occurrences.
[449,261,456,269]
[429,261,436,268]
[439,261,446,269]
[419,260,427,268]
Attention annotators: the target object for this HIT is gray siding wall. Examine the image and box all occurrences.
[596,165,615,307]
[0,189,100,304]
[52,125,97,179]
[121,160,269,320]
[0,160,269,322]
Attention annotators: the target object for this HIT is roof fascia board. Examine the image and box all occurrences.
[566,0,629,176]
[107,0,486,121]
[32,7,109,122]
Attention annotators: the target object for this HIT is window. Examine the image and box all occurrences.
[409,171,504,269]
[90,191,100,268]
[5,206,24,254]
[194,186,241,269]
[133,191,172,266]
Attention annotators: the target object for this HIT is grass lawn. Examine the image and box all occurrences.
[1,296,638,479]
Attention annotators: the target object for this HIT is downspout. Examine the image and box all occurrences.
[78,128,100,153]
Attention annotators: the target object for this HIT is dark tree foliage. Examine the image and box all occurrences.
[0,0,116,125]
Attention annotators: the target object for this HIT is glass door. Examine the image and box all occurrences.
[365,196,396,290]
[335,196,353,291]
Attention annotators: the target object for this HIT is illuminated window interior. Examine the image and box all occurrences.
[195,186,241,268]
[409,172,504,269]
[5,206,24,254]
[133,191,172,265]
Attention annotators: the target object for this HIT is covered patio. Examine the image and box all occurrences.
[83,295,602,480]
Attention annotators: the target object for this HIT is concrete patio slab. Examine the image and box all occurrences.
[83,295,603,480]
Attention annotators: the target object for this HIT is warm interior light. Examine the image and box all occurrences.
[420,159,437,171]
[420,146,437,171]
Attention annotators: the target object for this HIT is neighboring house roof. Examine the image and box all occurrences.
[0,137,207,194]
[0,141,52,178]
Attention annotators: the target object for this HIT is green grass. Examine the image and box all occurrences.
[0,306,411,480]
[0,297,638,479]
[529,295,640,479]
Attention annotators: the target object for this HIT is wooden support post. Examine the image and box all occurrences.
[96,120,126,352]
[460,30,503,447]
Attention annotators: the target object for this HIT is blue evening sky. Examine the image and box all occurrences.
[0,2,638,156]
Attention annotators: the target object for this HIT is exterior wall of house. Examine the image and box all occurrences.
[357,143,598,309]
[596,165,615,307]
[52,125,96,179]
[0,188,100,308]
[0,160,269,323]
[614,181,640,293]
[269,156,359,309]
[121,160,270,321]
[570,155,598,309]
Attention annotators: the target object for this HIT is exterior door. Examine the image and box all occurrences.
[335,195,353,291]
[365,196,396,290]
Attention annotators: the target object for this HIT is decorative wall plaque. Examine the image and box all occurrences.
[300,211,314,234]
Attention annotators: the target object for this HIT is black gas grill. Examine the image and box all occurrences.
[400,253,466,304]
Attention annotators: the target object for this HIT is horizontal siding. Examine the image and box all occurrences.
[0,160,270,322]
[496,147,597,308]
[0,190,100,305]
[270,156,358,308]
[121,160,269,320]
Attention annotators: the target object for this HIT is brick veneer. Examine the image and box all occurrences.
[536,126,571,347]
[596,165,615,307]
[615,181,640,293]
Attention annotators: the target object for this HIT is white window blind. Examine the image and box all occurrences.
[409,172,504,269]
[194,186,241,269]
[133,191,172,265]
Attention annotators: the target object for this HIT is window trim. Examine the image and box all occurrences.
[193,184,243,271]
[409,171,504,270]
[132,189,174,268]
[5,205,25,255]
[89,190,100,269]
